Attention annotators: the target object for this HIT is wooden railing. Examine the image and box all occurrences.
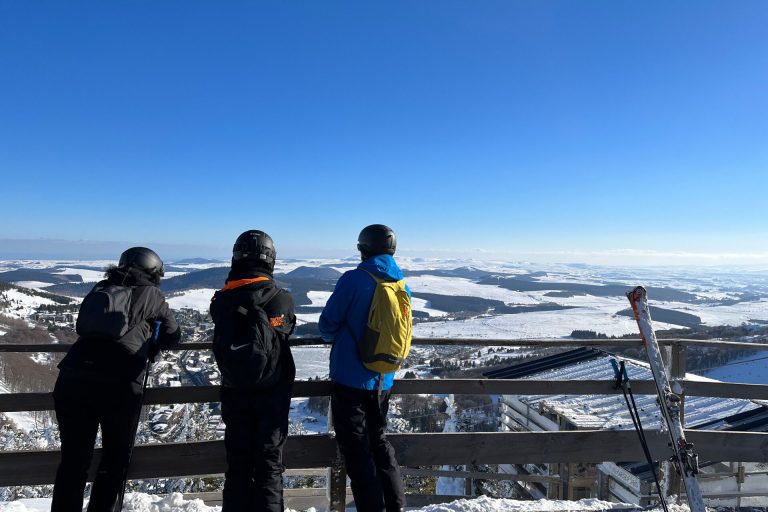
[2,337,768,508]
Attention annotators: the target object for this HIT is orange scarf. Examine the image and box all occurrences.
[219,276,269,292]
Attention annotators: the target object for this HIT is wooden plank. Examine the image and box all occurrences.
[0,381,331,412]
[2,338,768,353]
[0,380,634,413]
[0,339,636,352]
[4,430,767,487]
[6,378,768,413]
[0,434,338,486]
[0,392,53,412]
[401,467,560,483]
[389,431,666,466]
[684,380,768,400]
[687,430,768,461]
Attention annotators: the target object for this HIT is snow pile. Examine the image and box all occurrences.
[122,493,216,511]
[0,493,217,512]
[416,496,639,511]
[0,493,668,512]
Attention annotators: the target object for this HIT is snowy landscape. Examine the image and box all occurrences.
[1,257,767,510]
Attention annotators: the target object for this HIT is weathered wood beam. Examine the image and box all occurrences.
[2,430,767,487]
[3,337,766,353]
[400,467,560,483]
[5,378,768,413]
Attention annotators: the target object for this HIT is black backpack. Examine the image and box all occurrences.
[76,283,144,340]
[211,287,282,388]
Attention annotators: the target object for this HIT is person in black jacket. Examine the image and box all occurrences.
[210,230,296,512]
[52,247,180,512]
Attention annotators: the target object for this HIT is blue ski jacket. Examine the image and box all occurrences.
[319,254,411,391]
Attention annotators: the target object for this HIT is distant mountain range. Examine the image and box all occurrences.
[171,258,226,265]
[478,275,701,303]
[0,269,83,285]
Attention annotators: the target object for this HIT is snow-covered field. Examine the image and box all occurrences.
[11,281,54,289]
[293,346,330,380]
[167,289,217,312]
[53,267,105,282]
[413,309,679,339]
[0,493,656,512]
[671,299,768,326]
[0,288,61,319]
[5,258,768,334]
[410,297,450,318]
[405,276,540,305]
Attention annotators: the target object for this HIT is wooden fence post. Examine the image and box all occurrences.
[327,453,347,512]
[669,341,687,502]
[326,397,347,511]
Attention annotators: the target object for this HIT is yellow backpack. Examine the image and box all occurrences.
[358,270,413,375]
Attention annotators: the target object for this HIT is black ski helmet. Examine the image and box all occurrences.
[357,224,396,258]
[118,247,165,276]
[232,230,276,270]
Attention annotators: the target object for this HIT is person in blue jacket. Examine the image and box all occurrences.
[319,224,409,512]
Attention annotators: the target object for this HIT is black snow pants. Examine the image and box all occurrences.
[51,374,144,512]
[331,381,406,512]
[220,378,292,512]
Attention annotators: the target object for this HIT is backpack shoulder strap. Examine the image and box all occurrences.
[360,269,383,284]
[128,285,153,327]
[242,282,281,314]
[260,285,282,307]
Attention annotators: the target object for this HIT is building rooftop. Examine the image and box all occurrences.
[485,348,768,431]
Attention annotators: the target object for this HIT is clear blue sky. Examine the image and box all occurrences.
[1,1,766,264]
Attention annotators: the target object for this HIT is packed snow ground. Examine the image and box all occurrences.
[0,493,662,512]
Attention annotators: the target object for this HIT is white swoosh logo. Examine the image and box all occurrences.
[230,343,249,351]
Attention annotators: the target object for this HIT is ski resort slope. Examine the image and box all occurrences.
[0,493,679,512]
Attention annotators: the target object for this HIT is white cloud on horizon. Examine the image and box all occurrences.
[3,238,767,268]
[398,247,768,267]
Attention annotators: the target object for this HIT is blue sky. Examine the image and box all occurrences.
[1,1,766,264]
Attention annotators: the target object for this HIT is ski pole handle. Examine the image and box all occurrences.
[610,359,621,378]
[152,320,162,342]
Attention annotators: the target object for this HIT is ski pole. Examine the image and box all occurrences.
[612,358,669,512]
[116,320,162,512]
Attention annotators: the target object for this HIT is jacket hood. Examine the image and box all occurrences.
[106,266,158,287]
[229,257,274,279]
[226,266,273,283]
[358,254,403,281]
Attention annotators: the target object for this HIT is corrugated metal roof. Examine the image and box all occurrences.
[488,348,766,431]
[484,348,602,379]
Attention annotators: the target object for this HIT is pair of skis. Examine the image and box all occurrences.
[624,286,705,512]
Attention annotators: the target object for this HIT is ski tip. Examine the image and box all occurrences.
[626,286,647,302]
